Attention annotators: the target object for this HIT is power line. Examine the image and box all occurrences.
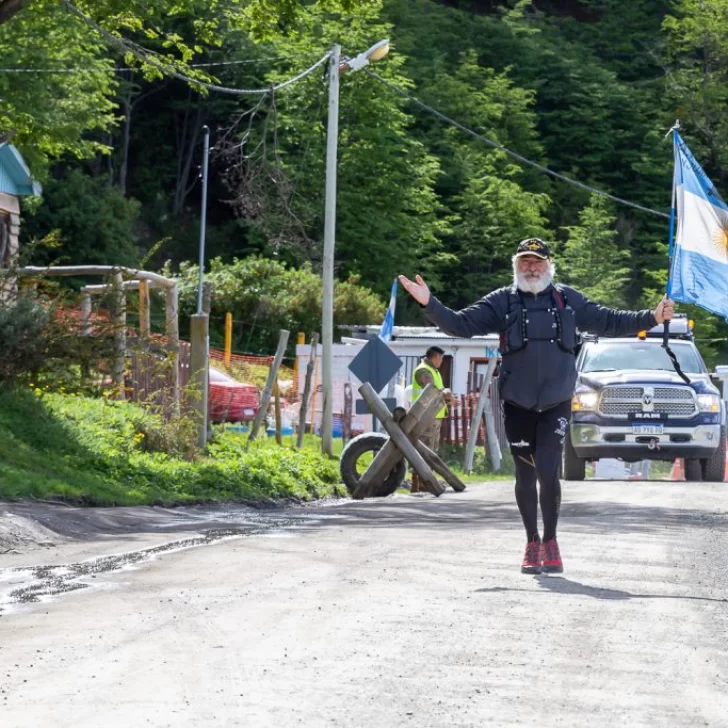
[60,0,330,96]
[58,0,668,219]
[0,53,322,75]
[365,69,670,220]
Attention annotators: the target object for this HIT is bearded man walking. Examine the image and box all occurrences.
[399,238,674,575]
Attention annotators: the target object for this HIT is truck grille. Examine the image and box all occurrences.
[598,385,698,418]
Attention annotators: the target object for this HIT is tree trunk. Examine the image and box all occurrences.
[173,98,204,216]
[0,0,30,26]
[119,98,132,195]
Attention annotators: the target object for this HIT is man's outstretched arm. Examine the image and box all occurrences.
[399,274,504,339]
[570,288,674,337]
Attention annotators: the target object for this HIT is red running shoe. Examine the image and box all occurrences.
[541,538,563,573]
[521,539,542,574]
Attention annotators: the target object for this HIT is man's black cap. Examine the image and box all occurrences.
[514,238,551,259]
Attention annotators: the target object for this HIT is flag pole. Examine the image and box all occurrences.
[664,121,680,348]
[663,120,690,383]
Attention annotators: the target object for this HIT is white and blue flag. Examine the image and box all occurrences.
[669,131,728,320]
[378,279,397,342]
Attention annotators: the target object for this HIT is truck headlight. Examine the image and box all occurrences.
[697,393,721,412]
[572,391,599,411]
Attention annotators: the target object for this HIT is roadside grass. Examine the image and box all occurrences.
[251,431,514,483]
[0,387,512,508]
[0,388,345,506]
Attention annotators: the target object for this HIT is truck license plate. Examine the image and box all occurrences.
[632,424,664,435]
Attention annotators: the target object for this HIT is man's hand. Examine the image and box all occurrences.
[398,274,431,307]
[443,387,454,405]
[654,295,675,324]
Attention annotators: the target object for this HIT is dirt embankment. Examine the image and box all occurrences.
[0,510,63,554]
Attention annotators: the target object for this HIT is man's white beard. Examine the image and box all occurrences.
[512,260,556,294]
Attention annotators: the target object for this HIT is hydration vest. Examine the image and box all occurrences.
[499,285,581,355]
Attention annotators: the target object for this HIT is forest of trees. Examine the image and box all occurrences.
[4,0,728,363]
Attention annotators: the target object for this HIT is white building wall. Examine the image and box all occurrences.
[296,335,501,434]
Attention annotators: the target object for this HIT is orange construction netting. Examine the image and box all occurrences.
[208,347,297,397]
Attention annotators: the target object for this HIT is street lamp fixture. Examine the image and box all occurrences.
[321,39,389,456]
[343,39,390,72]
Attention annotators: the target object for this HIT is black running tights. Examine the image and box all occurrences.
[503,400,572,542]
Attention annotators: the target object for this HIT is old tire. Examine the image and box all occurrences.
[684,458,702,482]
[339,432,406,497]
[563,432,586,481]
[702,430,726,482]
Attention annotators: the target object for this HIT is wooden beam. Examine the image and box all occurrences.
[165,284,180,406]
[249,329,290,443]
[138,279,150,338]
[463,357,497,473]
[13,265,174,288]
[415,440,466,492]
[296,333,319,449]
[352,385,444,499]
[80,294,92,336]
[81,280,162,293]
[111,271,126,400]
[358,383,441,496]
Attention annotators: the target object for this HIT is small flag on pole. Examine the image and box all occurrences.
[669,131,728,321]
[378,279,397,342]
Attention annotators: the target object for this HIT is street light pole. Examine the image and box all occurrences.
[191,124,211,448]
[321,40,389,455]
[196,125,210,316]
[321,45,340,457]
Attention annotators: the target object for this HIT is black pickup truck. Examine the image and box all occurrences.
[565,316,726,482]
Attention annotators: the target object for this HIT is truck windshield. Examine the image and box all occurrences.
[580,341,705,373]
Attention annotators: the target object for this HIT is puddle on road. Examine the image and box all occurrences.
[0,518,300,613]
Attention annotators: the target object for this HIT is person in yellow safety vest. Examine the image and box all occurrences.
[410,345,452,493]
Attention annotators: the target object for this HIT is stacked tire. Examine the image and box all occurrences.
[339,432,406,497]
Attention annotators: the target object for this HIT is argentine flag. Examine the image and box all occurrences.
[670,131,728,320]
[378,279,397,342]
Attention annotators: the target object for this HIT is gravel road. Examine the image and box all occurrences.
[1,480,727,727]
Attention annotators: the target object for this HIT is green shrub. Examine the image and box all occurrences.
[0,291,119,393]
[0,296,51,386]
[0,388,345,506]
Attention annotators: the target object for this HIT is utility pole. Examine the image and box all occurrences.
[190,125,211,448]
[321,45,341,457]
[196,126,210,317]
[320,40,389,455]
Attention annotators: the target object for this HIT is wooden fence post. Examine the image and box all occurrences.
[484,380,502,471]
[111,271,126,400]
[274,379,282,445]
[463,357,498,473]
[139,279,150,338]
[296,333,319,448]
[248,329,290,443]
[165,283,180,407]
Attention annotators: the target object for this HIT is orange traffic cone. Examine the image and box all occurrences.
[669,458,685,481]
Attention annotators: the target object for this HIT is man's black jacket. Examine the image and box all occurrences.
[424,284,657,412]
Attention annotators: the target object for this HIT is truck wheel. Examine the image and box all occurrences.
[339,432,406,497]
[563,433,586,481]
[701,429,726,482]
[684,458,702,481]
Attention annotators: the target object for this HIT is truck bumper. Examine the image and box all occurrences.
[571,423,721,461]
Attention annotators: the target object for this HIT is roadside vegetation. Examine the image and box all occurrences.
[0,387,344,506]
